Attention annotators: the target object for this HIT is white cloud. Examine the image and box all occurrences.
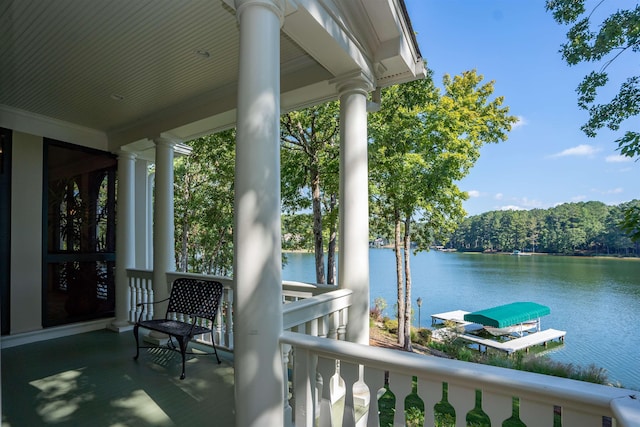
[605,154,632,163]
[519,197,544,209]
[570,195,587,202]
[590,187,624,195]
[467,190,481,198]
[512,116,527,130]
[550,144,600,158]
[494,197,544,212]
[494,193,503,200]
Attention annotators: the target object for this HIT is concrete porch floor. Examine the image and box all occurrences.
[1,329,235,427]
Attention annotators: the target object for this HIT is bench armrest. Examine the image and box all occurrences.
[136,297,170,308]
[135,297,170,322]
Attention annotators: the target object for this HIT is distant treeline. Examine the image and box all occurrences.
[447,200,640,256]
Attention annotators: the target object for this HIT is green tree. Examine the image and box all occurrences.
[369,68,517,349]
[546,0,639,158]
[280,102,340,284]
[174,131,235,275]
[450,200,639,256]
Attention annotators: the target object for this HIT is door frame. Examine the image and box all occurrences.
[1,128,12,335]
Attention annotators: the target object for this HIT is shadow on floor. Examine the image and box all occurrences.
[2,329,235,427]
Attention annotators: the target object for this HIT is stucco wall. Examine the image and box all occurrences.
[10,131,43,333]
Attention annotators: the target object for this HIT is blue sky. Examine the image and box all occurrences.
[404,0,639,217]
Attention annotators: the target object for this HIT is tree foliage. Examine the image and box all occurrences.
[280,102,340,284]
[546,0,640,158]
[449,200,640,256]
[174,131,235,275]
[369,68,517,349]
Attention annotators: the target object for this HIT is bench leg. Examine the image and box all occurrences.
[212,343,221,364]
[133,324,140,360]
[176,336,188,380]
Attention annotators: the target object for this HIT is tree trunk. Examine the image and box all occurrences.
[403,214,412,352]
[394,212,405,347]
[311,161,326,284]
[326,193,338,285]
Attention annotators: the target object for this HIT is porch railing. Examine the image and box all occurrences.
[280,331,640,427]
[126,269,640,426]
[126,269,349,353]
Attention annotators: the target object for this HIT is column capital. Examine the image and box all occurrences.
[152,136,179,149]
[116,150,137,161]
[235,0,285,26]
[330,70,375,97]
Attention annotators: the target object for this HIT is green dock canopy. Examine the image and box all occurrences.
[463,302,550,328]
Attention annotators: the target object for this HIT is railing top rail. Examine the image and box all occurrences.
[282,289,352,330]
[128,271,336,298]
[282,280,339,294]
[280,331,639,414]
[126,268,154,279]
[165,271,234,288]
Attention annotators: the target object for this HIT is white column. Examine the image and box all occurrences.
[336,73,373,345]
[110,150,136,331]
[152,137,176,312]
[233,1,284,426]
[134,159,151,269]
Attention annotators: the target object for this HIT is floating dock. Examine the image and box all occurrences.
[431,309,566,354]
[431,310,472,326]
[458,328,566,354]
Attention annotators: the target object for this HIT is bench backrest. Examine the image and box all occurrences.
[165,278,224,322]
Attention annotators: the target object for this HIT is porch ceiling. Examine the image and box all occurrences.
[0,0,423,152]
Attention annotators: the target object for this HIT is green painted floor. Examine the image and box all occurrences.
[1,329,235,427]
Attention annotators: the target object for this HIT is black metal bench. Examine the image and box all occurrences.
[133,277,224,379]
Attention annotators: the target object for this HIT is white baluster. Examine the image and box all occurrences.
[328,312,338,340]
[340,361,359,427]
[317,356,337,427]
[135,278,143,320]
[337,307,347,341]
[482,390,512,425]
[417,378,441,427]
[447,383,476,427]
[388,372,412,426]
[519,398,554,427]
[293,346,315,427]
[130,277,139,321]
[224,288,233,350]
[364,366,386,427]
[215,300,224,347]
[319,315,329,338]
[146,283,154,320]
[282,343,293,427]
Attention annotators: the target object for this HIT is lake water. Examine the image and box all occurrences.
[283,249,640,390]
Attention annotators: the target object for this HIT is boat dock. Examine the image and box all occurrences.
[431,310,471,326]
[431,308,566,354]
[458,328,566,354]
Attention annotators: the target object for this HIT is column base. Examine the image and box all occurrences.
[107,321,134,333]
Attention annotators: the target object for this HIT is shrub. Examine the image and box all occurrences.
[405,406,424,427]
[384,318,398,334]
[370,297,387,322]
[412,328,432,346]
[456,347,475,362]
